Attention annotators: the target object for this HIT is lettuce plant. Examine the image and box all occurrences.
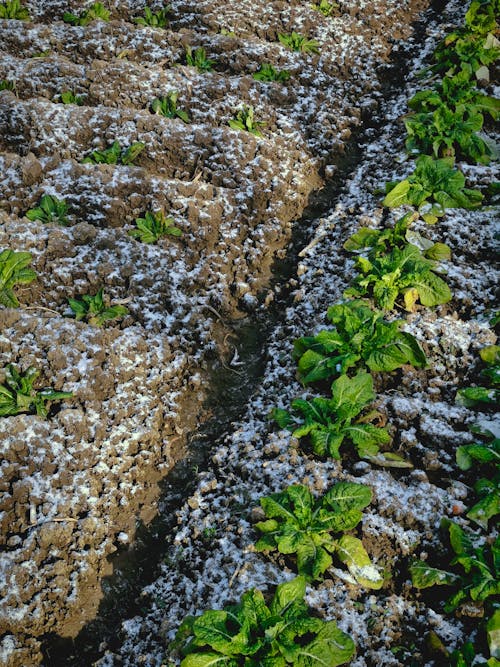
[278,32,320,54]
[311,0,338,17]
[0,364,72,418]
[272,371,391,460]
[185,46,214,72]
[410,520,500,612]
[345,243,452,312]
[151,92,189,123]
[457,345,500,407]
[228,105,265,137]
[60,90,84,105]
[128,210,182,243]
[134,5,171,28]
[253,63,291,83]
[293,300,426,384]
[63,2,110,26]
[0,0,30,19]
[255,482,383,588]
[383,156,483,224]
[68,288,128,326]
[82,140,145,165]
[25,194,69,225]
[0,249,36,308]
[173,576,355,667]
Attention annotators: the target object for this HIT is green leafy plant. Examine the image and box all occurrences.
[220,27,236,37]
[228,105,265,137]
[272,371,391,460]
[173,576,355,667]
[278,32,320,54]
[293,300,427,384]
[185,46,214,72]
[25,194,69,225]
[457,345,500,407]
[0,364,72,418]
[128,210,182,243]
[68,288,128,326]
[410,520,500,612]
[59,90,84,105]
[253,63,291,83]
[0,0,30,19]
[345,243,452,312]
[311,0,338,17]
[151,92,189,122]
[255,482,383,587]
[0,79,15,91]
[63,2,110,26]
[0,249,36,308]
[82,140,145,165]
[344,212,451,261]
[134,4,171,28]
[383,156,483,224]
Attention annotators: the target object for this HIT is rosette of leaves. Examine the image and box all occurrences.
[0,364,72,418]
[228,105,265,137]
[68,288,128,326]
[134,5,171,28]
[82,140,145,165]
[311,0,338,17]
[151,92,189,123]
[410,520,500,613]
[344,212,451,262]
[383,156,483,224]
[272,371,391,460]
[345,243,452,312]
[0,0,30,19]
[278,32,320,54]
[293,299,426,384]
[25,194,69,225]
[0,249,36,307]
[255,482,384,588]
[128,210,182,243]
[0,79,15,91]
[59,90,84,105]
[457,345,500,407]
[456,430,499,530]
[185,46,214,72]
[63,2,110,26]
[173,576,355,667]
[253,63,291,83]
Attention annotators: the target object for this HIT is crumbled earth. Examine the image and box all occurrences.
[1,1,498,666]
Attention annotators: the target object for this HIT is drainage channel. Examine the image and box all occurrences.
[40,5,445,663]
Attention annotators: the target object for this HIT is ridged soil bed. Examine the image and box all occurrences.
[0,0,432,665]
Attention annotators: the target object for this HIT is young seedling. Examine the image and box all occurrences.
[383,155,483,224]
[82,140,145,165]
[0,364,72,418]
[0,0,30,19]
[293,299,427,384]
[457,345,500,407]
[272,371,392,460]
[128,210,182,243]
[68,288,128,326]
[0,79,15,92]
[134,4,171,28]
[220,27,236,37]
[185,46,214,72]
[311,0,338,17]
[228,105,265,137]
[0,249,36,308]
[25,194,69,225]
[255,482,383,587]
[345,243,452,312]
[150,92,189,123]
[173,577,355,667]
[63,2,110,26]
[253,63,291,83]
[59,90,84,105]
[410,520,500,612]
[278,31,320,54]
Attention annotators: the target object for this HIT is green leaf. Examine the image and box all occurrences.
[295,620,355,666]
[331,372,375,412]
[270,577,307,615]
[336,535,384,589]
[410,560,459,588]
[181,654,238,667]
[467,490,499,529]
[383,179,411,208]
[487,608,500,660]
[322,482,372,513]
